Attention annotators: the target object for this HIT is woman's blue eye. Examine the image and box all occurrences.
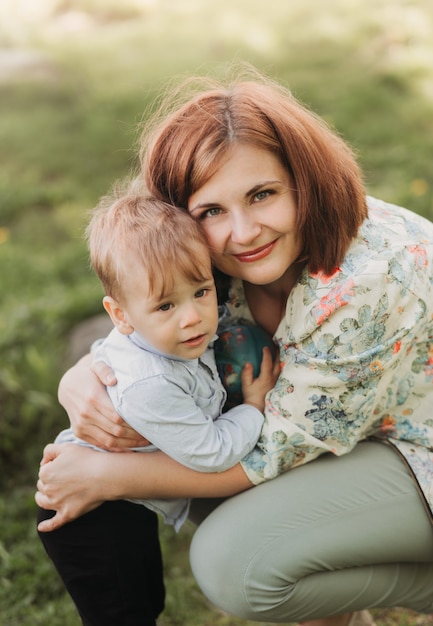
[202,207,221,218]
[254,190,271,202]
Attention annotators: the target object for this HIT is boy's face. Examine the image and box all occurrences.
[112,268,219,360]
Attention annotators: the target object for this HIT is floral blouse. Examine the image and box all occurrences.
[224,196,433,522]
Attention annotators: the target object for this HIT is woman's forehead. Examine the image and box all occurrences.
[189,145,287,209]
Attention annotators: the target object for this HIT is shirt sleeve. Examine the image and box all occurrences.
[115,376,264,472]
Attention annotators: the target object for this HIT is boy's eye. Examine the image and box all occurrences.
[195,288,207,298]
[158,302,173,312]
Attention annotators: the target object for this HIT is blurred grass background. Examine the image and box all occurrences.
[0,0,432,624]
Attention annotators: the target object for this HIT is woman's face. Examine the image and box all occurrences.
[188,144,303,288]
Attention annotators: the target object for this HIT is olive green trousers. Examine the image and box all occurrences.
[190,441,433,623]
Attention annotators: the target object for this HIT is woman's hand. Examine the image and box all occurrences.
[36,444,108,531]
[58,354,148,449]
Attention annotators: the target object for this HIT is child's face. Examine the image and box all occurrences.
[119,269,219,360]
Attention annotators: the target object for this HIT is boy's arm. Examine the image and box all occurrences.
[116,345,279,472]
[120,381,263,472]
[118,376,263,472]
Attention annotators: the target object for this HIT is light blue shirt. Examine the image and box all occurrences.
[56,328,264,530]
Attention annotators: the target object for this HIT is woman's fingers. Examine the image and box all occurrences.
[58,356,147,448]
[91,359,117,386]
[35,445,105,530]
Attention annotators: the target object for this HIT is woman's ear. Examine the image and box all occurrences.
[103,296,134,335]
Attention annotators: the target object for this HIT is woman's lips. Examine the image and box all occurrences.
[234,239,277,263]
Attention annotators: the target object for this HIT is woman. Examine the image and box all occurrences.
[36,67,433,626]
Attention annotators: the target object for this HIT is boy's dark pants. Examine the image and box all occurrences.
[37,500,165,626]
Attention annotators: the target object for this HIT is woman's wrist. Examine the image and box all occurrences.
[94,451,187,501]
[88,450,138,501]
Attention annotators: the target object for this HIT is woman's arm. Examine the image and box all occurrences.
[59,354,147,449]
[36,444,252,531]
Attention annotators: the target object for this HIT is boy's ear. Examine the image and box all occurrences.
[103,296,134,335]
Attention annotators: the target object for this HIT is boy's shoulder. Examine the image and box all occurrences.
[95,328,182,383]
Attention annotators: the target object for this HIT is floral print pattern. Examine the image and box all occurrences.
[223,197,433,520]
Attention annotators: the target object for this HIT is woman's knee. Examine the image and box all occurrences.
[192,522,433,623]
[189,494,299,621]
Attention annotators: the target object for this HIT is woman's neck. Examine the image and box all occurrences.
[243,262,304,335]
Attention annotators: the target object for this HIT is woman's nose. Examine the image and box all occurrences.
[230,210,261,245]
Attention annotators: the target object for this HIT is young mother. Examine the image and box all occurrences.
[36,68,433,626]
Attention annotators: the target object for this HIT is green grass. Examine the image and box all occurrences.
[1,0,433,623]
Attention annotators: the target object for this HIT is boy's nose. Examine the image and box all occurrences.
[180,304,201,328]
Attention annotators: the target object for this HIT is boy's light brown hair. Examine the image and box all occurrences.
[86,185,212,303]
[140,66,368,276]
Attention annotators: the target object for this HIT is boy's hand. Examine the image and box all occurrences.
[240,346,280,412]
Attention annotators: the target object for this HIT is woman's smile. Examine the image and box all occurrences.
[233,239,278,263]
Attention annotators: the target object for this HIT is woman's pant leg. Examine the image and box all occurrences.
[190,441,433,623]
[37,500,165,626]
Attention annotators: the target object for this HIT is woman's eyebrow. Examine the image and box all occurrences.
[247,180,280,196]
[189,201,217,215]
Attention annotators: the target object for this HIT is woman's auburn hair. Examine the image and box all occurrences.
[140,69,368,275]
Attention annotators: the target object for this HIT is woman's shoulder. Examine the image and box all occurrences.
[333,196,433,278]
[282,198,433,340]
[364,196,433,243]
[95,328,187,384]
